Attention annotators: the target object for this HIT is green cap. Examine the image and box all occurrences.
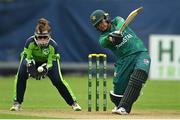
[90,10,108,26]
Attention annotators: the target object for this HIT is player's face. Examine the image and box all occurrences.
[37,35,49,43]
[96,19,109,32]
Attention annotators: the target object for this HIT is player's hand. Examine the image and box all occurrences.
[108,31,123,46]
[26,59,38,78]
[36,63,48,80]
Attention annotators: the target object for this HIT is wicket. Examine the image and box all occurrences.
[88,53,107,112]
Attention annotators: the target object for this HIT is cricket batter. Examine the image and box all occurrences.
[10,18,81,111]
[90,10,151,115]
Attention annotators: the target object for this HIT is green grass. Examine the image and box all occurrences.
[0,75,180,118]
[136,80,180,110]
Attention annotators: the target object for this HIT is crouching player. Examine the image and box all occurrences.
[10,18,81,111]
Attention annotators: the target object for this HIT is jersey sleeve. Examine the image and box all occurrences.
[114,16,125,30]
[47,46,55,68]
[47,39,60,69]
[23,37,35,62]
[99,34,112,48]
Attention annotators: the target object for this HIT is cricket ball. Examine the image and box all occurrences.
[37,66,44,72]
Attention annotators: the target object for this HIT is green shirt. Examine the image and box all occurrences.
[99,16,147,59]
[23,36,60,69]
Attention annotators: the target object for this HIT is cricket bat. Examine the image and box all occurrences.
[119,7,143,33]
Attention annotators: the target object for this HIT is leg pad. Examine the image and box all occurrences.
[118,69,148,113]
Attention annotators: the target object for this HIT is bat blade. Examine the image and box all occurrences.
[119,7,143,33]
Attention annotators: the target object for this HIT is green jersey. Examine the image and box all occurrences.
[23,36,60,68]
[99,16,147,59]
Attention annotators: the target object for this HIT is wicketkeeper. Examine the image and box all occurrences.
[90,10,151,115]
[10,18,81,111]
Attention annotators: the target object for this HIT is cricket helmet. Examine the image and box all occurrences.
[90,10,109,27]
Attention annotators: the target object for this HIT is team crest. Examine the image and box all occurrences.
[91,16,96,21]
[43,48,49,55]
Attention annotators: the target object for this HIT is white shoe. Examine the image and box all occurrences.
[115,107,128,115]
[112,107,117,113]
[72,102,82,111]
[10,102,21,111]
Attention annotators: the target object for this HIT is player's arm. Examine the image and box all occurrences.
[23,38,38,78]
[114,16,125,30]
[99,34,113,47]
[23,38,34,62]
[47,45,55,69]
[47,40,60,69]
[108,16,125,46]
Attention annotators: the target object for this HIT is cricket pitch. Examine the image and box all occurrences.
[0,109,180,119]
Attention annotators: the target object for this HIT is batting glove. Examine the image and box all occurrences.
[108,31,123,46]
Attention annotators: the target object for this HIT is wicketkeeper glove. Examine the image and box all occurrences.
[26,59,38,78]
[108,31,123,46]
[36,63,48,80]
